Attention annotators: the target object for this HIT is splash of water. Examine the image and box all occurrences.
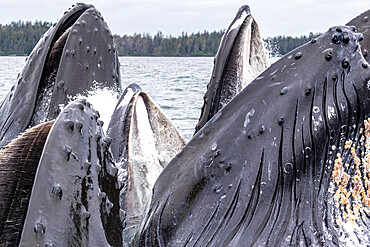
[69,81,120,133]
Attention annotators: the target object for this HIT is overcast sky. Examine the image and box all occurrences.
[0,0,368,38]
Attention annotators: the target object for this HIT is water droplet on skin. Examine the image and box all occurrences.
[198,132,204,140]
[51,183,63,200]
[34,222,45,235]
[362,62,369,69]
[284,163,293,174]
[310,39,317,44]
[211,143,217,151]
[213,184,223,194]
[280,87,288,95]
[305,147,312,159]
[294,52,302,60]
[313,106,320,113]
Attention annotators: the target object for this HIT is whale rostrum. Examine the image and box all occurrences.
[0,3,121,148]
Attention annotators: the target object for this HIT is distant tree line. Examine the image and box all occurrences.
[0,21,52,55]
[0,20,322,57]
[114,31,224,56]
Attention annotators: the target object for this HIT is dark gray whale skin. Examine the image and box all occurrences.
[0,3,121,148]
[18,99,123,247]
[347,9,370,64]
[135,26,370,246]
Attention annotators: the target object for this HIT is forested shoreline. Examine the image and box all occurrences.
[0,20,321,57]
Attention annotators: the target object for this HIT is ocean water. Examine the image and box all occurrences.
[0,56,213,140]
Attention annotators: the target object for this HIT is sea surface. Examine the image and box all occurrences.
[0,56,214,140]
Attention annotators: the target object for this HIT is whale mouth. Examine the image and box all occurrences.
[29,7,90,127]
[195,5,269,133]
[106,84,186,244]
[215,11,269,112]
[0,121,54,246]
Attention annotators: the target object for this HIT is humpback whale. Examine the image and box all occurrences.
[135,25,370,246]
[0,3,121,148]
[195,5,269,133]
[0,3,121,246]
[107,84,185,245]
[17,99,122,247]
[0,100,122,246]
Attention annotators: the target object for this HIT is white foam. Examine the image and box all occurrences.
[244,108,255,128]
[70,82,119,133]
